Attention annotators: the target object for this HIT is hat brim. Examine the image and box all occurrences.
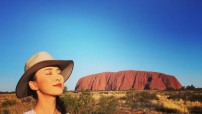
[16,60,74,98]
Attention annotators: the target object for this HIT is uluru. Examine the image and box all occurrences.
[75,70,182,91]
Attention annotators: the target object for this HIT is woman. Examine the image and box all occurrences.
[16,52,74,114]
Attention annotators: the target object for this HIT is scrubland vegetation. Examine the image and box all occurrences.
[0,87,202,114]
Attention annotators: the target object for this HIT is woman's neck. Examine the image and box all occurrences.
[34,93,60,114]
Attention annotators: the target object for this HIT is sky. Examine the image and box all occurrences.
[0,0,202,91]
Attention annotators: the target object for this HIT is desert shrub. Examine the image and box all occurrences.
[186,85,195,90]
[126,90,158,110]
[119,96,126,100]
[166,87,175,91]
[0,91,15,94]
[167,94,182,100]
[96,95,118,114]
[155,104,179,113]
[180,86,185,90]
[78,91,96,114]
[167,93,202,102]
[62,94,81,114]
[63,86,68,93]
[1,99,16,107]
[103,91,109,94]
[1,109,10,114]
[21,97,32,103]
[126,90,158,102]
[98,91,108,95]
[189,95,202,102]
[188,106,202,113]
[62,91,96,114]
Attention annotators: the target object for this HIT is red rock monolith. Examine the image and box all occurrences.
[75,70,182,91]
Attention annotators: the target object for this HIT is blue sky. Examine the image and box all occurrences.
[0,0,202,91]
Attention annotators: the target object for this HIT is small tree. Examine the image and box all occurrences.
[63,86,68,93]
[180,86,185,90]
[186,85,195,90]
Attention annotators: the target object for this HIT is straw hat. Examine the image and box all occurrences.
[16,52,74,98]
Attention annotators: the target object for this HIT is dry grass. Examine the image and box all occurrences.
[0,94,35,114]
[153,94,189,113]
[151,90,202,113]
[0,89,202,114]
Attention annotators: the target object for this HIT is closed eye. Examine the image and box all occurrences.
[44,68,53,75]
[45,71,52,75]
[57,69,62,75]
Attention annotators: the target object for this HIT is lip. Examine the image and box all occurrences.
[53,83,62,88]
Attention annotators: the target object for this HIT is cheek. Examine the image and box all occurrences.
[61,76,64,82]
[61,76,65,86]
[37,78,52,89]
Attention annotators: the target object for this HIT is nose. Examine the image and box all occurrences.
[55,74,62,82]
[56,78,61,82]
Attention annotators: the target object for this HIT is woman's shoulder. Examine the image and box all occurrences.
[23,109,36,114]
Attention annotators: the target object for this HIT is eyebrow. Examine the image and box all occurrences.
[44,68,52,71]
[44,68,60,71]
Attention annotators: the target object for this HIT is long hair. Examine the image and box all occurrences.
[29,74,67,114]
[56,96,66,114]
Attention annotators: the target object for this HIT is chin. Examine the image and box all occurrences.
[54,91,63,95]
[48,90,63,96]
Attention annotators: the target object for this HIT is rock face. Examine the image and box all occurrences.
[75,70,182,91]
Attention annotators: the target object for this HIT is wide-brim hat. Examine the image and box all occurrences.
[16,52,74,98]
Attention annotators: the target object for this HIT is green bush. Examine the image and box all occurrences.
[63,86,68,93]
[167,94,182,100]
[167,93,202,102]
[126,90,158,102]
[125,90,158,110]
[62,91,96,114]
[62,94,81,114]
[186,85,195,90]
[97,95,118,114]
[78,91,96,114]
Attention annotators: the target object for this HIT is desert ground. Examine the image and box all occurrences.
[0,89,202,114]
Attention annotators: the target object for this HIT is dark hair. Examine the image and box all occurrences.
[56,96,66,114]
[29,73,67,114]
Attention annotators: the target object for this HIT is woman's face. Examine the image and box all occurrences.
[34,66,64,96]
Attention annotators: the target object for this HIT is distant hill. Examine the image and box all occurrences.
[75,70,182,91]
